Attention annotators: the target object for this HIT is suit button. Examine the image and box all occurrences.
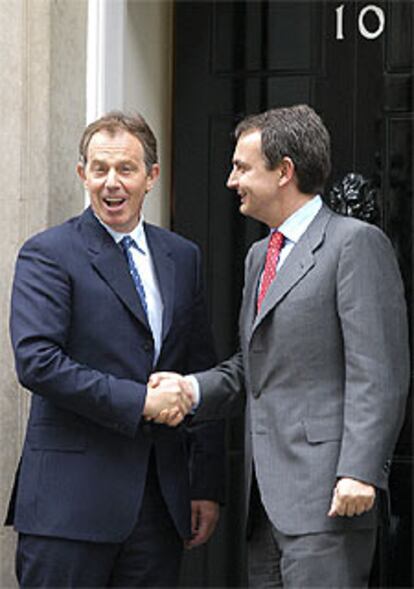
[383,459,392,473]
[143,340,153,352]
[141,422,152,435]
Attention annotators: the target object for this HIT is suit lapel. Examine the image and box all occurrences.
[241,240,267,335]
[249,205,332,337]
[79,208,151,329]
[144,223,175,342]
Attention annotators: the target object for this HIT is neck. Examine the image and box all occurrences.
[268,192,314,228]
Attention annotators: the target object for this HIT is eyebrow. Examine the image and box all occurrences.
[89,157,136,165]
[233,158,248,167]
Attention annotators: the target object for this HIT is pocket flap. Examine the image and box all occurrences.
[303,415,343,443]
[27,424,86,452]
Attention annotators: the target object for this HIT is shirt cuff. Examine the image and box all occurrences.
[184,375,201,410]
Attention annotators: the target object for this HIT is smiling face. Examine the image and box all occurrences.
[227,130,283,226]
[77,129,160,233]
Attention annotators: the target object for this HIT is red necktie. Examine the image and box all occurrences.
[257,231,285,313]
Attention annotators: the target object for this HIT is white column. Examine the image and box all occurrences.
[86,0,173,226]
[87,0,126,122]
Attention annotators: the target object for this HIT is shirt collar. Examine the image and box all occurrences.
[96,214,148,255]
[276,195,322,244]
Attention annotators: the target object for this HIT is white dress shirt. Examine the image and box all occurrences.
[274,194,322,270]
[99,216,164,365]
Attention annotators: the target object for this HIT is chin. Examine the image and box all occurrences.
[239,203,249,217]
[241,206,259,222]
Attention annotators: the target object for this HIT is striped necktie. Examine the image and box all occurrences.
[120,236,149,318]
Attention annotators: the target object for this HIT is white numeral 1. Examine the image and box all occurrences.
[335,4,345,40]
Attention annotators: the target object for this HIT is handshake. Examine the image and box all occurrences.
[143,372,196,426]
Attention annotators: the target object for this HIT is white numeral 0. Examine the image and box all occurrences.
[358,5,385,40]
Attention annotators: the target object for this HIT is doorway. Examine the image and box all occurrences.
[173,2,413,586]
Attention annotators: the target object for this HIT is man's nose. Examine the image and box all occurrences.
[227,169,237,189]
[105,168,120,188]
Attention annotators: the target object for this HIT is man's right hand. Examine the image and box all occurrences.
[143,373,194,426]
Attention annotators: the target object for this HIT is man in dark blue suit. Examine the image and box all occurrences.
[6,112,225,587]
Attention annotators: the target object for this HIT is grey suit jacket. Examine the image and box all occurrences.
[195,205,410,535]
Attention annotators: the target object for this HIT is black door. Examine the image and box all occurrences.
[173,2,413,586]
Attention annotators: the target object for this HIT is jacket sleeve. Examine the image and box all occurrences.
[191,243,252,422]
[335,223,410,488]
[10,237,145,438]
[194,351,246,421]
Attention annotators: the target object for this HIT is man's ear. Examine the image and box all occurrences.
[76,162,86,182]
[145,163,161,193]
[278,157,295,187]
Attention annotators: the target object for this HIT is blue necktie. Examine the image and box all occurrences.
[120,236,149,318]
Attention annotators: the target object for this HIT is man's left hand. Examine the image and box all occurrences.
[328,477,376,517]
[186,500,220,549]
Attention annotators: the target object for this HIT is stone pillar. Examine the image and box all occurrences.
[0,1,87,585]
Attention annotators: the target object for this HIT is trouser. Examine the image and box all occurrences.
[16,453,183,588]
[248,478,377,588]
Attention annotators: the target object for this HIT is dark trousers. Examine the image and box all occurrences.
[248,477,377,588]
[16,453,183,588]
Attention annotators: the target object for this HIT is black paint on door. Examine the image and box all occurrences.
[173,2,413,586]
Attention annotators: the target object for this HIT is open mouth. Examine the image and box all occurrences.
[103,197,126,208]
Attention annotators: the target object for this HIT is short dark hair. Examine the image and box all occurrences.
[79,111,158,173]
[235,104,331,194]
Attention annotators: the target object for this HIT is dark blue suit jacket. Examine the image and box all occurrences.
[7,207,224,543]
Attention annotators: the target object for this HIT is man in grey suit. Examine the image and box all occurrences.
[149,105,410,587]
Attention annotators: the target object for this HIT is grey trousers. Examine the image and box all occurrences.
[248,488,377,588]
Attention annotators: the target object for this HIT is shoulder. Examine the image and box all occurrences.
[248,234,268,256]
[323,208,393,252]
[144,222,201,256]
[325,205,379,234]
[324,212,400,283]
[245,235,267,264]
[20,214,81,255]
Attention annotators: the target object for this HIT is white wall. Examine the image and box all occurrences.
[0,2,87,586]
